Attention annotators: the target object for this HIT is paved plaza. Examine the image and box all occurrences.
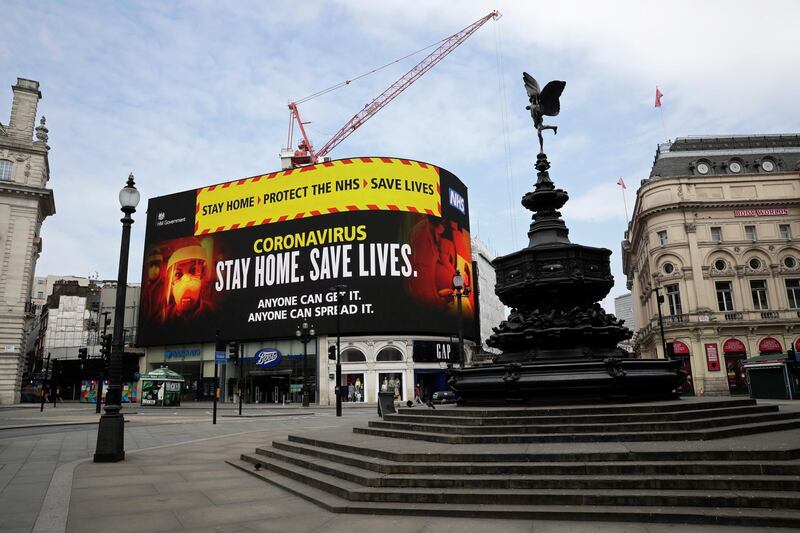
[0,401,797,532]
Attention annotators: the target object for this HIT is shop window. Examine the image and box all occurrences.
[779,224,792,240]
[710,226,722,242]
[745,225,757,241]
[0,160,11,181]
[378,372,403,401]
[657,230,668,246]
[376,347,403,362]
[341,373,364,402]
[339,348,366,363]
[750,280,769,310]
[787,279,800,309]
[715,281,734,311]
[665,283,682,315]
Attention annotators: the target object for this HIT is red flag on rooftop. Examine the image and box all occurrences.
[655,87,664,108]
[617,178,626,189]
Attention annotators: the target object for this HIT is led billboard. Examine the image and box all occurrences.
[137,157,474,345]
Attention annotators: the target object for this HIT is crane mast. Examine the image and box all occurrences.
[282,10,500,169]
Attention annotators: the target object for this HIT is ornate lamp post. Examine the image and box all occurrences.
[94,173,139,463]
[452,270,471,369]
[295,321,315,407]
[653,286,668,360]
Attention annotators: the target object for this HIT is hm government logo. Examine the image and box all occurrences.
[155,211,187,227]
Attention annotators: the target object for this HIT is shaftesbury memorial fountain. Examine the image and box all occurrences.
[449,73,686,405]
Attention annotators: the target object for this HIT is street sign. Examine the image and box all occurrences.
[215,350,226,365]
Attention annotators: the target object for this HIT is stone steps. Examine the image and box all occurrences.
[354,416,800,443]
[227,457,800,527]
[271,439,800,476]
[251,446,800,491]
[385,403,776,425]
[231,399,800,527]
[373,410,798,435]
[409,398,756,417]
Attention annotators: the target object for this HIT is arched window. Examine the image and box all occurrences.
[376,347,403,362]
[0,160,12,181]
[340,348,366,363]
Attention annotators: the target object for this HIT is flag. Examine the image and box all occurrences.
[655,87,663,108]
[617,178,626,189]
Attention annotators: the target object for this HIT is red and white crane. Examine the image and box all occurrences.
[281,10,501,169]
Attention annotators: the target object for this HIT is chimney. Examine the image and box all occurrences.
[8,78,41,141]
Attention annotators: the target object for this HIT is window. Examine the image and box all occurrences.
[785,256,798,269]
[710,226,722,242]
[745,225,757,241]
[716,281,734,311]
[662,262,674,275]
[748,258,762,270]
[779,224,791,240]
[750,280,769,310]
[713,259,727,272]
[665,283,682,315]
[376,347,403,362]
[787,279,800,309]
[339,348,366,363]
[657,230,668,246]
[37,291,44,299]
[0,160,12,181]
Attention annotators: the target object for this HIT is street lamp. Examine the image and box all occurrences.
[329,284,347,417]
[94,173,139,463]
[452,270,471,370]
[295,321,315,407]
[653,286,668,360]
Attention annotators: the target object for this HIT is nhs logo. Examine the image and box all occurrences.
[448,188,465,214]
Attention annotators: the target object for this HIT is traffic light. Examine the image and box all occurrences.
[328,345,337,360]
[78,347,88,360]
[229,342,239,364]
[100,334,112,361]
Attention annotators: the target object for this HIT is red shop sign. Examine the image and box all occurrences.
[672,341,690,355]
[705,343,720,371]
[722,338,747,354]
[795,338,800,351]
[759,337,783,354]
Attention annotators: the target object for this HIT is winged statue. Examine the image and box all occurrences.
[523,72,566,153]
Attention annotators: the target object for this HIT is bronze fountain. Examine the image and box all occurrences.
[448,73,686,404]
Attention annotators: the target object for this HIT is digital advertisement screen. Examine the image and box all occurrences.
[138,157,475,346]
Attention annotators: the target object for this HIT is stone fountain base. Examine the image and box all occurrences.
[449,356,686,406]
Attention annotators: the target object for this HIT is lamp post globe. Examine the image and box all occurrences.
[94,173,139,463]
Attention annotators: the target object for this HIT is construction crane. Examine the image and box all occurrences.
[280,10,501,169]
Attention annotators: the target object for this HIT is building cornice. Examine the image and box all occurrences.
[0,182,55,216]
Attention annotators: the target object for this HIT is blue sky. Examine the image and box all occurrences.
[2,0,799,309]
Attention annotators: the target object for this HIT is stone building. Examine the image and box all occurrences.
[614,292,636,353]
[622,134,800,396]
[0,78,55,403]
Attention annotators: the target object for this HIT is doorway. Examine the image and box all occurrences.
[674,355,695,396]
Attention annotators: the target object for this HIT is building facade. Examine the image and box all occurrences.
[614,292,636,353]
[622,135,800,396]
[142,242,502,406]
[0,78,55,403]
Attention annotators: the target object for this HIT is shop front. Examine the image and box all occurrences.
[722,338,748,395]
[671,340,694,396]
[412,340,457,401]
